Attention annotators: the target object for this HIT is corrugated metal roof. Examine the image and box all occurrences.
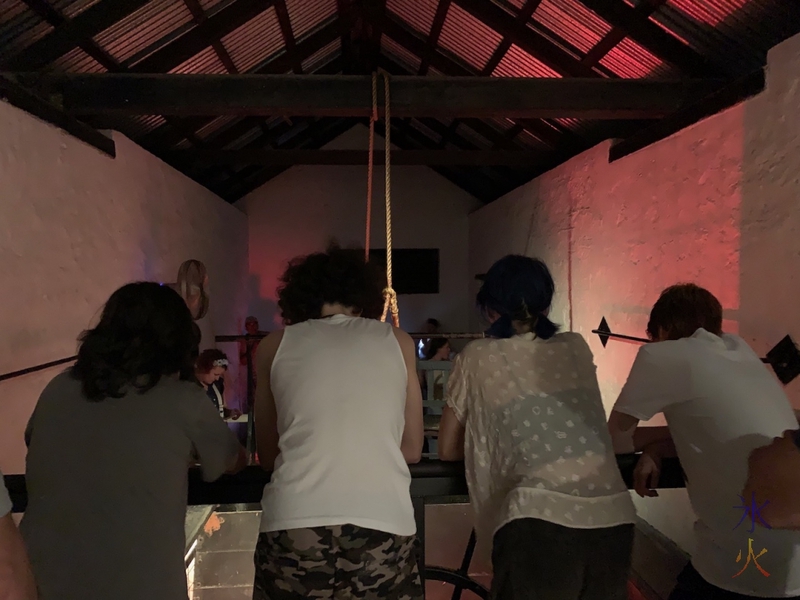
[95,0,194,64]
[386,0,439,36]
[198,0,227,12]
[124,115,168,138]
[533,0,612,54]
[50,46,106,73]
[438,3,503,71]
[599,37,671,78]
[285,0,336,39]
[52,0,103,18]
[301,38,339,72]
[196,115,237,139]
[652,0,798,72]
[168,45,228,74]
[220,6,283,73]
[46,0,96,17]
[0,2,53,60]
[382,36,422,71]
[492,43,562,77]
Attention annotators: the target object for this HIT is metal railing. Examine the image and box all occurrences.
[4,455,685,598]
[0,355,77,383]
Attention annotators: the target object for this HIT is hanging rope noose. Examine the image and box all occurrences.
[364,70,399,327]
[364,72,378,262]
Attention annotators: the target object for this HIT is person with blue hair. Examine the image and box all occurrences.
[438,255,636,600]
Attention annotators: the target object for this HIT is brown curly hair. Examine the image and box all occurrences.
[646,283,723,341]
[277,243,385,325]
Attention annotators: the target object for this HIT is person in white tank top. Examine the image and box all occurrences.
[251,244,425,600]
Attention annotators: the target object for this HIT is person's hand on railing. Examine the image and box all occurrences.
[633,448,660,498]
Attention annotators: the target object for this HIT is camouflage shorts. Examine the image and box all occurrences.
[252,524,423,599]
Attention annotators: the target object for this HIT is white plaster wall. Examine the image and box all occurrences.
[468,32,800,555]
[238,124,481,333]
[0,101,249,474]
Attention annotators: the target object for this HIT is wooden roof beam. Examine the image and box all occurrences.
[172,148,551,166]
[24,73,726,119]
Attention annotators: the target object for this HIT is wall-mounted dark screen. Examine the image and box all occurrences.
[369,249,440,295]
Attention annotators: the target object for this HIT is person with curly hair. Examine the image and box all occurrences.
[20,282,246,600]
[251,243,425,600]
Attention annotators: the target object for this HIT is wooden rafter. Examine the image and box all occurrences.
[1,0,151,70]
[418,0,452,75]
[581,0,666,67]
[451,0,598,78]
[376,119,502,202]
[481,0,543,76]
[182,0,240,74]
[378,17,587,150]
[174,147,547,167]
[273,0,303,73]
[130,0,273,73]
[16,0,209,152]
[575,0,726,77]
[137,19,349,149]
[217,118,358,200]
[20,72,726,119]
[610,68,765,161]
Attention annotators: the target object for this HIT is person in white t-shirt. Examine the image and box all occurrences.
[0,469,37,599]
[608,283,800,600]
[439,255,637,600]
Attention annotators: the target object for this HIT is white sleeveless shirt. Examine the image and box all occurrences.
[260,314,416,536]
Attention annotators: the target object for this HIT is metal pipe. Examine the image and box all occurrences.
[591,330,650,344]
[0,355,77,383]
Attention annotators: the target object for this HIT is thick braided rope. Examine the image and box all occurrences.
[364,72,378,262]
[378,70,399,327]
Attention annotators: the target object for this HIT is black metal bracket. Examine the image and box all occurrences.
[766,335,800,386]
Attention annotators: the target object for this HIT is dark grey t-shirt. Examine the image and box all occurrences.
[20,372,240,600]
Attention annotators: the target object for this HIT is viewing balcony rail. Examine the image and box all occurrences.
[4,456,684,597]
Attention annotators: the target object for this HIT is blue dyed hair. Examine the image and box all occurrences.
[477,255,559,339]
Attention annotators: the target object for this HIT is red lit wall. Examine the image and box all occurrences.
[468,32,800,555]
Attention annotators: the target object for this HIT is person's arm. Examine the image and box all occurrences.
[0,473,37,600]
[632,438,677,498]
[609,344,683,453]
[254,331,284,471]
[743,429,800,530]
[439,352,469,461]
[393,328,424,464]
[185,389,246,481]
[438,406,465,461]
[0,514,38,600]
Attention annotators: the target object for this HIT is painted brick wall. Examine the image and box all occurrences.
[468,32,800,555]
[0,101,249,473]
[238,124,482,333]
